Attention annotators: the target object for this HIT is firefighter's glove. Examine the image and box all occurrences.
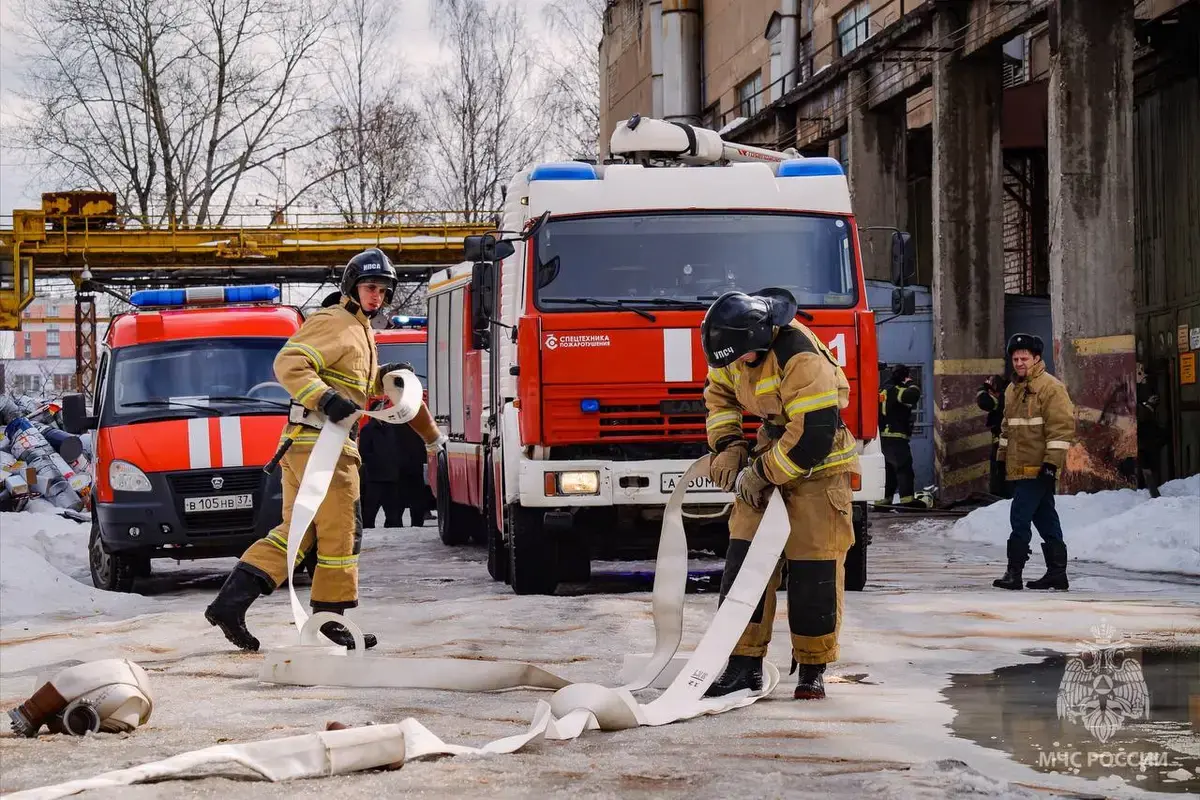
[319,390,358,424]
[1037,462,1057,487]
[378,362,414,384]
[709,441,749,492]
[426,432,448,455]
[734,463,772,511]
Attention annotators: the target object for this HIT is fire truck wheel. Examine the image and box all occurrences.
[507,506,559,596]
[483,462,508,582]
[844,503,871,592]
[88,518,137,593]
[436,453,470,546]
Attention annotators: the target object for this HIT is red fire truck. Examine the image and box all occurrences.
[427,116,916,595]
[62,285,301,592]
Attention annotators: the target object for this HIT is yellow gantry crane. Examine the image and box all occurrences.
[1,191,494,330]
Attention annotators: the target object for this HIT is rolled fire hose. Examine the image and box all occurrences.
[7,659,154,740]
[8,368,795,799]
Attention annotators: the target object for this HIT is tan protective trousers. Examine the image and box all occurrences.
[725,470,855,664]
[239,447,363,610]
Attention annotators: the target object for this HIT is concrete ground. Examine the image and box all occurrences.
[1,516,1197,799]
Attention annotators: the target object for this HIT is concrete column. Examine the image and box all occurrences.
[649,0,664,119]
[847,69,908,283]
[1048,0,1137,493]
[930,8,1006,501]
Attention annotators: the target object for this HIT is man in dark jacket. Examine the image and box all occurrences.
[1136,392,1165,499]
[877,364,922,506]
[976,374,1011,498]
[359,401,406,528]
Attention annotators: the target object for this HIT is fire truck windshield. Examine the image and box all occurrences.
[533,212,857,310]
[102,337,290,424]
[376,343,427,380]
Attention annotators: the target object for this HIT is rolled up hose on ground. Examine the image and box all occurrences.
[7,659,154,739]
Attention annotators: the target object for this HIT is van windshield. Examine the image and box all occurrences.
[533,212,857,310]
[101,337,290,424]
[376,342,428,380]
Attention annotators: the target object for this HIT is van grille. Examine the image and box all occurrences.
[166,468,263,536]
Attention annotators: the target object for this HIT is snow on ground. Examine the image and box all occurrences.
[942,475,1200,576]
[0,511,1198,799]
[0,508,155,624]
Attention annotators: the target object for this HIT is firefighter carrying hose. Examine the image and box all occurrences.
[877,364,921,506]
[700,288,860,701]
[205,248,444,652]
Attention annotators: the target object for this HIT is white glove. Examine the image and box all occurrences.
[426,433,448,454]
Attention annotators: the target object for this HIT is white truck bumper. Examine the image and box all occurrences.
[518,457,732,508]
[518,438,887,509]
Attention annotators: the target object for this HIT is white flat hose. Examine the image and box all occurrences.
[8,369,796,799]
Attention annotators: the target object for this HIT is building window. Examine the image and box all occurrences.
[837,1,872,57]
[838,133,851,174]
[738,71,764,119]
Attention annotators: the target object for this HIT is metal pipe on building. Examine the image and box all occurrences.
[650,0,664,119]
[780,0,800,94]
[661,0,701,124]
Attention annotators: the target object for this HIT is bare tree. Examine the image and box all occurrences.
[12,0,334,226]
[424,0,553,222]
[307,0,425,224]
[543,0,605,162]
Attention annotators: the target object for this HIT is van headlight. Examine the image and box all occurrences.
[110,460,152,492]
[557,471,600,495]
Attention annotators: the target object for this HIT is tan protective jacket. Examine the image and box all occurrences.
[274,297,439,456]
[997,360,1075,479]
[704,321,859,485]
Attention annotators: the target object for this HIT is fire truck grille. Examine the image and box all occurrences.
[167,468,264,536]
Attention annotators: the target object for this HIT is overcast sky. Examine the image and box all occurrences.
[0,0,557,217]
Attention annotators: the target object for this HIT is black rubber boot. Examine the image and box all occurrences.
[793,663,827,700]
[1026,541,1069,590]
[316,610,378,650]
[992,539,1029,590]
[704,655,764,697]
[205,566,266,652]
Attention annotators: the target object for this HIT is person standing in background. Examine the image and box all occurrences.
[976,374,1011,498]
[877,364,922,506]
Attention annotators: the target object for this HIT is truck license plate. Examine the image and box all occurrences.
[184,494,252,513]
[660,473,722,493]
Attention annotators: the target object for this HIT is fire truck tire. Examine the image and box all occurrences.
[436,454,470,546]
[844,503,871,592]
[483,461,508,582]
[88,518,137,593]
[507,506,559,596]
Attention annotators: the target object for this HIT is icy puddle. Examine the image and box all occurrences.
[944,644,1200,793]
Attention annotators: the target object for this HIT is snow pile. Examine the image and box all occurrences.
[945,475,1200,576]
[0,510,152,623]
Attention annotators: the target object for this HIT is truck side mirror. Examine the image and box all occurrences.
[891,287,916,316]
[464,234,514,264]
[891,231,916,286]
[470,261,496,349]
[61,392,95,434]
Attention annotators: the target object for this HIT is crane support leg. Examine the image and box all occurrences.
[75,290,97,402]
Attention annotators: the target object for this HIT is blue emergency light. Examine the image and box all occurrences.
[580,399,600,413]
[777,157,845,178]
[529,162,598,182]
[389,315,428,328]
[128,285,281,308]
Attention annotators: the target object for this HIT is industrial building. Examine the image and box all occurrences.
[600,0,1199,496]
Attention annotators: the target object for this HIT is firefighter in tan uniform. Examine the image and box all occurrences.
[700,289,859,701]
[992,333,1075,592]
[205,249,444,652]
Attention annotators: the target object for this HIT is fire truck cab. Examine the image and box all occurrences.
[62,285,302,592]
[428,116,916,596]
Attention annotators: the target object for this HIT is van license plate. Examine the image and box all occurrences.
[184,494,252,513]
[660,473,722,493]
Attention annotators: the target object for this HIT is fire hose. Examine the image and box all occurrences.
[6,369,794,799]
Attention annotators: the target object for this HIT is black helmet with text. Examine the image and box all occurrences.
[340,248,398,317]
[700,288,799,368]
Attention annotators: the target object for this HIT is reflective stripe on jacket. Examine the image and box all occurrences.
[996,360,1075,479]
[703,321,860,485]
